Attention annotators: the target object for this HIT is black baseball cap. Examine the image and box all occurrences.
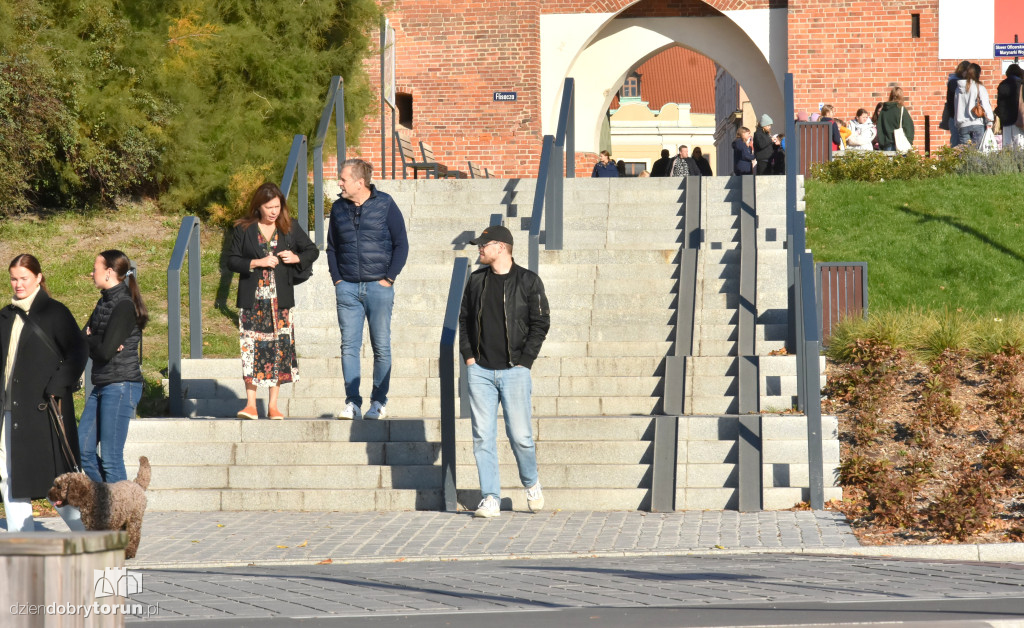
[469,225,514,246]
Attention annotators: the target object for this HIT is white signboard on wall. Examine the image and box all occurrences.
[938,0,995,60]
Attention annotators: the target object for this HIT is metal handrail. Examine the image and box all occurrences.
[281,134,309,236]
[312,76,346,250]
[528,136,554,273]
[528,78,576,272]
[784,72,825,509]
[167,216,202,417]
[439,257,471,511]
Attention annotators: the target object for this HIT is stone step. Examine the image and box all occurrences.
[128,417,659,444]
[179,395,664,419]
[127,463,652,491]
[688,395,739,415]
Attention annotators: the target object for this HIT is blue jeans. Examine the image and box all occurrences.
[959,124,985,148]
[466,363,538,499]
[78,381,143,483]
[335,280,394,406]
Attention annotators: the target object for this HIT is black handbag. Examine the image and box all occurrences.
[281,232,313,285]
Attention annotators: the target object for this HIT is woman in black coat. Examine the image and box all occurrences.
[226,182,319,420]
[0,254,88,532]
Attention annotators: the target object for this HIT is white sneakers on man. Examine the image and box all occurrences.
[337,402,361,420]
[526,483,545,512]
[364,401,387,420]
[474,495,500,518]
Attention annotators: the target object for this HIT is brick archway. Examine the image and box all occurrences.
[576,0,773,14]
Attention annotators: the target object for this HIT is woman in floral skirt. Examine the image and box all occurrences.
[227,183,319,419]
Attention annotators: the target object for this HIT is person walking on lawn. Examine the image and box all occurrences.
[459,225,550,518]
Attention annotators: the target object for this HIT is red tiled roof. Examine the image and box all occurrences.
[611,46,716,114]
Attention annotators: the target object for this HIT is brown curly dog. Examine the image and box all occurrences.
[48,456,151,559]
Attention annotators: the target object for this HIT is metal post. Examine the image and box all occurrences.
[785,73,798,354]
[925,114,931,156]
[566,79,575,178]
[188,223,202,360]
[547,146,563,250]
[440,257,470,512]
[801,252,825,509]
[336,87,346,171]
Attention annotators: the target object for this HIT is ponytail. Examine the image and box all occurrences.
[99,249,148,330]
[126,270,149,330]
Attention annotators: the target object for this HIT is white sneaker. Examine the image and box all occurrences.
[337,402,361,420]
[526,483,545,513]
[364,401,387,420]
[474,495,500,518]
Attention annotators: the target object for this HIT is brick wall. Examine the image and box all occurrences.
[788,0,1001,151]
[337,0,1006,182]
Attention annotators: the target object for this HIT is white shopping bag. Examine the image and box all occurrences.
[981,127,998,153]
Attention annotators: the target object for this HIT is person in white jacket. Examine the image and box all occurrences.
[846,109,876,151]
[955,63,994,148]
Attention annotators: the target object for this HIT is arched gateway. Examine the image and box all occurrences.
[540,0,787,154]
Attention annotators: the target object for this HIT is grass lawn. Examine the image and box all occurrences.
[0,201,239,417]
[805,174,1024,315]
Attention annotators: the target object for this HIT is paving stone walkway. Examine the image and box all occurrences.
[120,510,858,568]
[126,554,1024,624]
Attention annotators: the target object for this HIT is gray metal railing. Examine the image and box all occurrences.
[527,77,575,273]
[784,72,825,509]
[439,257,471,511]
[167,216,202,417]
[280,134,309,236]
[312,76,346,249]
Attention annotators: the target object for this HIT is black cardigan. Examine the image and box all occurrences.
[226,220,319,310]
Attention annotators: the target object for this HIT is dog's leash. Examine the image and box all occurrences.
[42,396,81,473]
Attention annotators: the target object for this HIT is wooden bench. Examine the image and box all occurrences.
[467,161,492,179]
[816,262,868,345]
[395,132,444,179]
[418,141,452,178]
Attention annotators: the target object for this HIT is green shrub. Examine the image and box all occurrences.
[811,144,1024,183]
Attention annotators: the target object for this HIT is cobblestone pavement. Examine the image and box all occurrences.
[125,554,1024,624]
[123,510,858,568]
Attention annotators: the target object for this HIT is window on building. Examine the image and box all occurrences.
[911,13,921,38]
[619,74,641,102]
[624,162,647,177]
[396,92,413,129]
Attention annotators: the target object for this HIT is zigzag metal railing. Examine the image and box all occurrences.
[528,77,575,273]
[167,217,202,417]
[785,72,825,510]
[311,76,346,250]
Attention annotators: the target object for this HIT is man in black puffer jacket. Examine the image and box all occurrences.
[327,159,409,421]
[459,225,550,518]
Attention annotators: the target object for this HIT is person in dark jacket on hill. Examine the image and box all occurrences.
[997,64,1023,149]
[78,250,149,484]
[650,149,672,177]
[753,114,776,174]
[327,159,409,421]
[876,87,915,151]
[732,127,755,175]
[459,225,550,519]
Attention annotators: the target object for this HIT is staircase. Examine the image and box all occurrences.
[140,175,841,513]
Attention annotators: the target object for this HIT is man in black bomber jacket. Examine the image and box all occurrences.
[458,225,550,518]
